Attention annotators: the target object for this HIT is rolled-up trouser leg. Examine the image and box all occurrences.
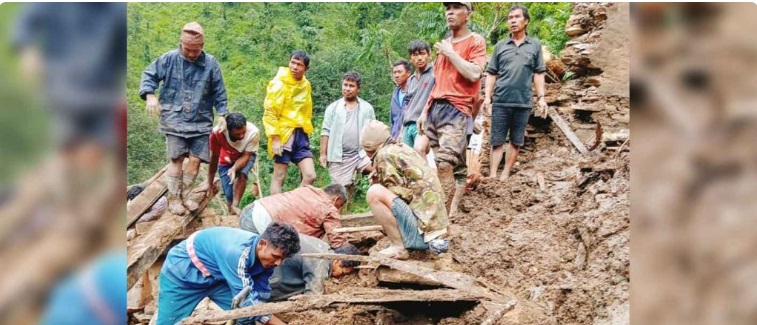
[426,100,468,209]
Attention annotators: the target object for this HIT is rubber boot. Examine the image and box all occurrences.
[437,162,455,212]
[448,184,465,218]
[182,173,199,211]
[167,175,187,215]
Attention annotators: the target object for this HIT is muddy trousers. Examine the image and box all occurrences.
[425,100,468,185]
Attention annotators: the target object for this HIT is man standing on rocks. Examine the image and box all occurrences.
[263,50,316,195]
[362,120,449,260]
[320,71,375,191]
[389,60,411,141]
[140,22,229,216]
[402,40,435,155]
[418,2,487,216]
[484,4,548,181]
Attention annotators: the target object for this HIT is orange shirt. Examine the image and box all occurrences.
[427,33,487,117]
[258,186,346,248]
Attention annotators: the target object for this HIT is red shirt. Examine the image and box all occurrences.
[209,122,259,166]
[427,33,487,116]
[259,186,347,248]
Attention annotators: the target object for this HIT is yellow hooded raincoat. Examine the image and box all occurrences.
[262,67,314,157]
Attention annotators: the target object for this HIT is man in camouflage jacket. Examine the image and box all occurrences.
[361,120,448,260]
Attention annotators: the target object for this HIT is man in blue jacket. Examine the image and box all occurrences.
[139,22,229,216]
[156,223,300,325]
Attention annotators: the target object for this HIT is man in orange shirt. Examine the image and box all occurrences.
[238,184,351,249]
[418,2,487,216]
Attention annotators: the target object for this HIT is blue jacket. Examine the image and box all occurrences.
[139,49,228,137]
[164,227,273,323]
[390,86,406,139]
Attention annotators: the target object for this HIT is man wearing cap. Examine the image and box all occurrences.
[139,22,229,215]
[361,120,449,260]
[418,2,487,217]
[485,4,548,181]
[263,50,316,195]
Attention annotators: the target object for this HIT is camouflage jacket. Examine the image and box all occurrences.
[139,49,228,137]
[373,142,448,242]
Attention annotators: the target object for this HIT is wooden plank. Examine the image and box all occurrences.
[127,166,169,228]
[481,301,518,325]
[127,180,219,290]
[178,213,241,239]
[376,266,442,286]
[340,212,375,227]
[548,107,589,155]
[135,221,156,235]
[333,225,383,233]
[178,289,486,325]
[300,253,513,303]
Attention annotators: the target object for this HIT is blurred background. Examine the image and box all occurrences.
[0,2,756,325]
[631,2,757,325]
[0,3,126,325]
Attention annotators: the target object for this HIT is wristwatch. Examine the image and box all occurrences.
[537,95,545,99]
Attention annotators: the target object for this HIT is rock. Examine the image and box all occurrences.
[584,76,601,87]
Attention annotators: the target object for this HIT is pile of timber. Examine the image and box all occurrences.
[126,171,533,324]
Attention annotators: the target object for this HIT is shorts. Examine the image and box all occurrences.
[54,107,117,150]
[392,197,429,250]
[218,153,256,203]
[328,153,372,186]
[491,106,530,147]
[166,134,210,163]
[401,122,418,148]
[274,128,313,165]
[239,201,273,234]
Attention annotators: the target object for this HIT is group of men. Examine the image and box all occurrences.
[138,2,548,324]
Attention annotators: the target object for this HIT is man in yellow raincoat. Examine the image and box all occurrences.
[263,50,316,194]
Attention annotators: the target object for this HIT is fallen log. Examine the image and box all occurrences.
[333,225,383,233]
[127,165,169,228]
[548,107,589,155]
[300,253,513,303]
[178,288,485,325]
[127,180,219,290]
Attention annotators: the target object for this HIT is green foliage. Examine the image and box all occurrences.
[127,3,571,213]
[471,2,572,54]
[562,71,576,82]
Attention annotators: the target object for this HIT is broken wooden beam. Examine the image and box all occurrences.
[178,288,485,324]
[340,212,375,227]
[376,266,442,287]
[480,301,518,325]
[333,225,383,233]
[127,180,219,290]
[127,165,169,228]
[602,129,630,144]
[548,107,589,155]
[300,253,514,303]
